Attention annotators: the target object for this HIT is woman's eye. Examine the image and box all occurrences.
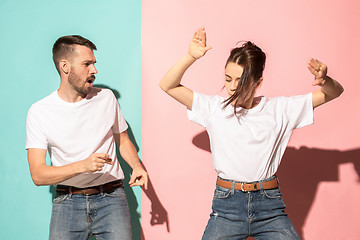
[225,79,231,82]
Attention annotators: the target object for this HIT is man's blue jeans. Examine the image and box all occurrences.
[49,186,131,240]
[202,176,300,240]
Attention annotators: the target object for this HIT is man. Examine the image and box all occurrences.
[26,35,148,240]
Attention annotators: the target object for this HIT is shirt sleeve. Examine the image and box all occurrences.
[26,106,48,150]
[285,93,314,129]
[112,95,128,134]
[187,92,221,127]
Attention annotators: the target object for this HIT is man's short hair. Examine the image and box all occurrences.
[52,35,97,74]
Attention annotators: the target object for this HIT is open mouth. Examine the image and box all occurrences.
[87,76,95,84]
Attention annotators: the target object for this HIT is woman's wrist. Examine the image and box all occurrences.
[186,53,198,61]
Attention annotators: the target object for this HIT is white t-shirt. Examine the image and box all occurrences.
[26,88,128,188]
[188,92,313,182]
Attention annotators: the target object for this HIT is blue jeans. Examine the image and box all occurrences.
[202,176,300,240]
[49,186,131,240]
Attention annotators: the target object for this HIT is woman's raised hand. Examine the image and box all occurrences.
[188,27,212,60]
[307,58,328,86]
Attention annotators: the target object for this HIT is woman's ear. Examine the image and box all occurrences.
[59,60,69,74]
[256,77,263,88]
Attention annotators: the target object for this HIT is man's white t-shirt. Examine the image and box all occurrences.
[188,92,314,182]
[26,88,128,188]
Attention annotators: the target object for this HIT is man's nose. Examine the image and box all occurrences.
[92,65,98,75]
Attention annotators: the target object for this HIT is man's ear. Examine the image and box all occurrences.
[59,60,70,74]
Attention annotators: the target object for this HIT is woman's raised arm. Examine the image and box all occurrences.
[308,58,344,109]
[159,27,212,110]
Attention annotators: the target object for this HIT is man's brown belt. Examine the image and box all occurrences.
[56,180,123,196]
[216,176,278,192]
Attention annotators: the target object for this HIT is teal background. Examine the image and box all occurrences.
[0,0,142,239]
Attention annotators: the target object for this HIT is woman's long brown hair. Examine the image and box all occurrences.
[223,42,266,117]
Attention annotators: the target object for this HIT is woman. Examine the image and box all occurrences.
[159,27,343,239]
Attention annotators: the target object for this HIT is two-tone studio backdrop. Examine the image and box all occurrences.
[1,0,359,239]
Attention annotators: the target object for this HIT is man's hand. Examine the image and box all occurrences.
[83,153,113,172]
[129,164,148,190]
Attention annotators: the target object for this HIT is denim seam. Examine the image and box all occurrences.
[86,196,93,236]
[248,192,251,236]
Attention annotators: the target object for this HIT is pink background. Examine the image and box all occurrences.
[141,0,360,239]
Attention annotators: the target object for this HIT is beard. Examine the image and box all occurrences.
[68,68,95,96]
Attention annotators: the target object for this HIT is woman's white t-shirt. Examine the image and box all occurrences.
[188,92,313,182]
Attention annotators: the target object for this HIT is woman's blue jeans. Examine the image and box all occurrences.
[49,186,131,240]
[202,176,300,240]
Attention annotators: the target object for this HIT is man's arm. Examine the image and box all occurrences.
[27,148,112,186]
[114,131,148,189]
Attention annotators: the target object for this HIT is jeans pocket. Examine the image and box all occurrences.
[53,194,69,204]
[214,186,231,199]
[103,187,126,198]
[263,188,282,199]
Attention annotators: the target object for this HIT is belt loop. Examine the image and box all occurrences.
[69,186,73,198]
[259,181,264,194]
[231,181,235,195]
[100,185,104,195]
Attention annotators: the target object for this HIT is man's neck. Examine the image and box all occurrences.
[57,84,86,103]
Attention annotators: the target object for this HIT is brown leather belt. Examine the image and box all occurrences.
[56,180,123,196]
[216,176,278,192]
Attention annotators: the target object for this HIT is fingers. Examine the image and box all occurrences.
[85,153,114,172]
[312,78,326,86]
[308,58,320,70]
[95,153,113,164]
[95,153,110,159]
[308,58,327,78]
[189,26,212,60]
[307,62,319,77]
[129,178,145,188]
[129,169,148,190]
[129,177,145,188]
[198,26,206,43]
[192,26,207,46]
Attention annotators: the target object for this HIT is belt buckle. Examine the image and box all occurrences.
[240,183,246,192]
[241,183,257,192]
[82,189,91,196]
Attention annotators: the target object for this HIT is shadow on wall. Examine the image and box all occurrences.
[192,130,360,240]
[100,85,169,240]
[69,84,167,240]
[119,127,169,240]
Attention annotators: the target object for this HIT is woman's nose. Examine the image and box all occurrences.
[231,80,237,89]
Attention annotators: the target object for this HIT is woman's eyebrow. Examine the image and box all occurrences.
[225,74,241,80]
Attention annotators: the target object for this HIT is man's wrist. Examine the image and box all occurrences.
[132,162,143,170]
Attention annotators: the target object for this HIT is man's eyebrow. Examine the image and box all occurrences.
[83,60,96,64]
